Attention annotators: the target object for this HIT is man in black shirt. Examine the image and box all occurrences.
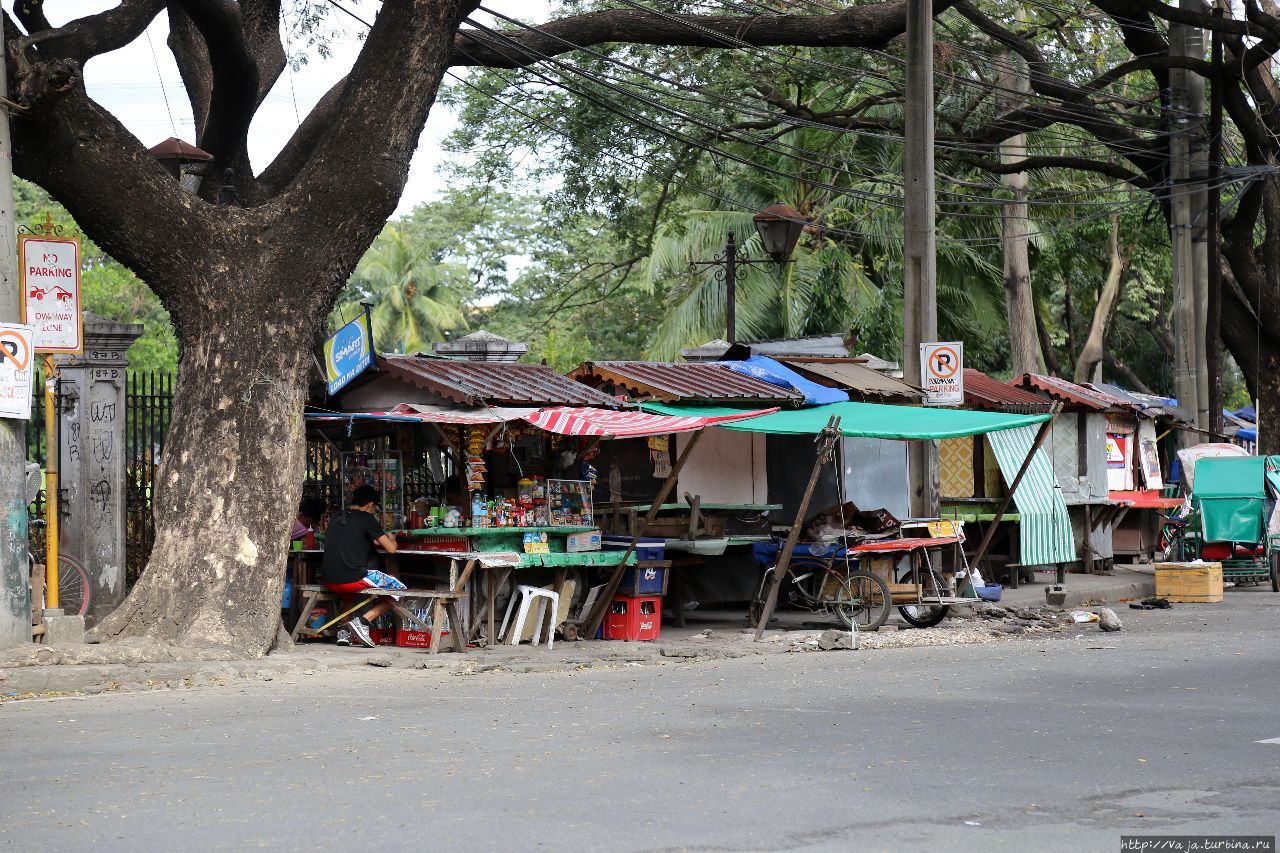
[321,484,403,647]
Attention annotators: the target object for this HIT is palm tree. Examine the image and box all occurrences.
[334,224,469,353]
[642,153,1004,360]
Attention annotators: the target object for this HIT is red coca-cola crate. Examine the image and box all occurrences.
[368,628,396,646]
[603,595,661,642]
[396,628,448,648]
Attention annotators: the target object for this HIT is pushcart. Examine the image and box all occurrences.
[1171,455,1280,591]
[845,532,979,628]
[750,524,977,630]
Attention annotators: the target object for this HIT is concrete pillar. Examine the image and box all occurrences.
[56,313,141,624]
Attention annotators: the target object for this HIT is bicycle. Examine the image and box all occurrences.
[27,521,91,617]
[749,539,891,631]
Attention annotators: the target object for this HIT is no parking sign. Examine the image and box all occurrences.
[920,342,964,405]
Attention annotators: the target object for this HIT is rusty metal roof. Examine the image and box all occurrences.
[779,358,924,401]
[569,361,802,404]
[379,355,621,407]
[1017,373,1131,412]
[963,369,1053,413]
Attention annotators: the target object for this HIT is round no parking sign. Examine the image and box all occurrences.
[920,342,964,405]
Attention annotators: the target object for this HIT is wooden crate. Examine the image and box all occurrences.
[888,582,922,604]
[1154,562,1224,603]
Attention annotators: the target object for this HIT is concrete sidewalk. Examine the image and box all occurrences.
[995,565,1156,610]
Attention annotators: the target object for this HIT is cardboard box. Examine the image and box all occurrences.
[1154,562,1224,602]
[566,530,602,552]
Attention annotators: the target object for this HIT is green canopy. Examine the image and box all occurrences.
[640,401,1051,440]
[1194,456,1269,543]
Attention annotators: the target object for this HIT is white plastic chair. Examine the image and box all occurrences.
[499,584,560,649]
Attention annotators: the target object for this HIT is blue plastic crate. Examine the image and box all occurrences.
[619,565,667,596]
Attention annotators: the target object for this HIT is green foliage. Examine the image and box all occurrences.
[332,224,470,354]
[14,180,177,373]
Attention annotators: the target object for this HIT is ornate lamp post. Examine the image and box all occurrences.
[689,203,809,345]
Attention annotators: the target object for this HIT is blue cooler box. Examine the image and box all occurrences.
[602,534,666,563]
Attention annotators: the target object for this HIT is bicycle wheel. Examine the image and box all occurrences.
[51,555,91,617]
[748,567,776,627]
[1270,551,1279,593]
[833,571,890,631]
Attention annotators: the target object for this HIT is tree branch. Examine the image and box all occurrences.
[963,154,1150,187]
[448,0,956,68]
[14,0,165,66]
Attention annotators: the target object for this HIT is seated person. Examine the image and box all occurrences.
[320,484,404,647]
[292,496,327,541]
[443,475,467,514]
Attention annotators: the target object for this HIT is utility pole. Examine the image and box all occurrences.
[0,15,31,649]
[1206,10,1223,436]
[1169,9,1207,437]
[1185,0,1210,433]
[904,0,939,517]
[998,29,1041,377]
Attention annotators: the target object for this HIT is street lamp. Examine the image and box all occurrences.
[148,137,213,193]
[689,203,811,345]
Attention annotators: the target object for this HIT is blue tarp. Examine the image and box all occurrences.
[718,356,849,405]
[1238,426,1258,442]
[1234,406,1257,422]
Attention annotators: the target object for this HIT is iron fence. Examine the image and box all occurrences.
[24,368,66,557]
[125,372,174,587]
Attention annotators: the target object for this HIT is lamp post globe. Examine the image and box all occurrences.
[752,202,807,262]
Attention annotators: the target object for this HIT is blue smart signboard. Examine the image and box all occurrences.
[322,310,374,395]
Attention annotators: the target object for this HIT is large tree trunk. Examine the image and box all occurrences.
[27,0,476,655]
[1074,216,1129,383]
[998,42,1042,375]
[1220,175,1280,454]
[95,299,314,652]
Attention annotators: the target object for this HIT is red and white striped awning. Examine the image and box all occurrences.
[524,406,777,438]
[389,403,538,424]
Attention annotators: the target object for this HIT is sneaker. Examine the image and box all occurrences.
[335,628,352,646]
[346,617,376,648]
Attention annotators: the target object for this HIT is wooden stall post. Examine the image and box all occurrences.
[753,417,842,641]
[581,428,707,641]
[970,406,1061,571]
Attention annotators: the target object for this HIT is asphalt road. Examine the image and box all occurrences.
[3,592,1279,852]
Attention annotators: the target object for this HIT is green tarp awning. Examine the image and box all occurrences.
[639,401,1051,440]
[1195,456,1269,543]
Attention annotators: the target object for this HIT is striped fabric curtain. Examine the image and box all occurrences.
[987,425,1077,566]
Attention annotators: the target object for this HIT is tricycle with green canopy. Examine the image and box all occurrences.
[1170,455,1280,591]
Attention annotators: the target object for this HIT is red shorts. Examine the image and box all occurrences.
[324,569,406,599]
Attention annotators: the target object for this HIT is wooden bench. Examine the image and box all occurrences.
[291,584,466,654]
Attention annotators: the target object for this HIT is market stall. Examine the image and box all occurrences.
[638,400,1073,636]
[298,395,775,649]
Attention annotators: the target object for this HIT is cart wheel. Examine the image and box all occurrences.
[834,572,890,631]
[898,603,950,628]
[1270,552,1279,593]
[894,563,951,628]
[748,568,775,627]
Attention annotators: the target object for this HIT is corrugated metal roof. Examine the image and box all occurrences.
[680,335,849,361]
[379,355,621,407]
[1018,373,1131,412]
[569,361,802,403]
[963,369,1053,413]
[779,358,924,401]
